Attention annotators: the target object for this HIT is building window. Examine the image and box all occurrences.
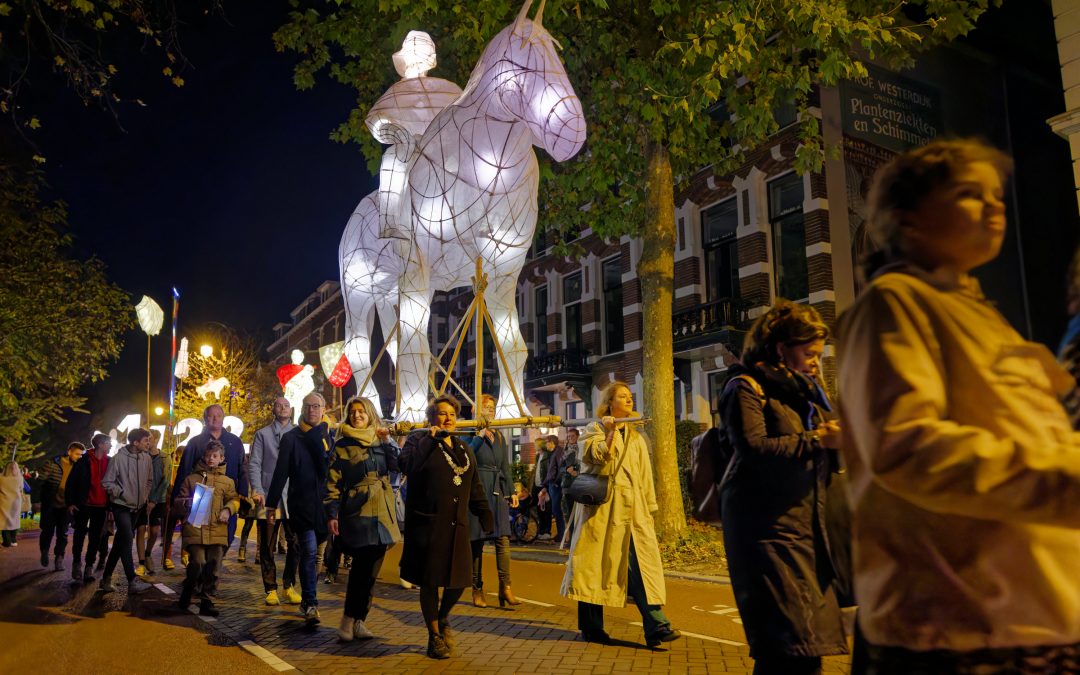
[566,400,585,420]
[602,257,624,353]
[702,198,739,303]
[437,322,449,346]
[769,173,808,301]
[534,286,548,356]
[563,272,583,351]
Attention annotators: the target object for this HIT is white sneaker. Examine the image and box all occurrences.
[352,619,375,640]
[128,578,153,594]
[537,533,553,541]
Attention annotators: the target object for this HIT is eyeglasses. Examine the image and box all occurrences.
[303,404,324,410]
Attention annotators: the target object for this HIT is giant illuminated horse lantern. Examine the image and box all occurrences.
[339,0,586,421]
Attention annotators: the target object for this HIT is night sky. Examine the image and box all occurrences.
[38,2,376,436]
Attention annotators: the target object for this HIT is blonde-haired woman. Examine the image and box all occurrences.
[326,396,400,642]
[719,299,847,675]
[560,381,681,647]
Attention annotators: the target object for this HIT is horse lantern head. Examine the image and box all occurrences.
[496,0,586,162]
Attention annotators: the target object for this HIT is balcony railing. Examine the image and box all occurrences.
[455,373,500,399]
[673,298,749,347]
[525,348,591,381]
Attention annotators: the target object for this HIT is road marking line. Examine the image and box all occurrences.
[708,608,739,615]
[629,622,746,647]
[485,592,554,607]
[154,583,176,595]
[239,640,296,671]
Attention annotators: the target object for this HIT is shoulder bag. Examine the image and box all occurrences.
[565,431,632,506]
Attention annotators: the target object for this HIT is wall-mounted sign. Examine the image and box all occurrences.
[840,64,941,152]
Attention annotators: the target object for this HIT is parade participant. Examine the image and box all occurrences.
[161,444,186,569]
[173,440,241,617]
[266,392,333,626]
[135,431,167,577]
[99,428,154,595]
[540,433,566,542]
[561,381,681,648]
[171,404,248,547]
[326,396,401,641]
[66,434,111,582]
[249,397,300,606]
[559,428,581,545]
[529,437,553,539]
[719,300,847,674]
[399,394,494,659]
[838,138,1080,672]
[0,462,28,547]
[468,393,519,609]
[38,442,83,570]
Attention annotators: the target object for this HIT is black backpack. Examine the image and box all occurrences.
[688,374,765,524]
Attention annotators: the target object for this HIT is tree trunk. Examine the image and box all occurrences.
[639,141,686,543]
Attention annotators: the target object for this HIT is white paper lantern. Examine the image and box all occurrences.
[339,1,586,421]
[135,295,164,336]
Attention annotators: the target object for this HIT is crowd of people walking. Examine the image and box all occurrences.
[3,138,1080,674]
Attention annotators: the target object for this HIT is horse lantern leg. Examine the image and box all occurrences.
[487,275,529,418]
[395,247,433,423]
[340,193,388,401]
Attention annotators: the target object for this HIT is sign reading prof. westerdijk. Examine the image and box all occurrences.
[840,64,941,152]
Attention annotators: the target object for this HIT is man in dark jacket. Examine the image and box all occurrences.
[266,392,332,626]
[171,403,248,546]
[540,434,566,541]
[39,442,84,570]
[66,434,111,582]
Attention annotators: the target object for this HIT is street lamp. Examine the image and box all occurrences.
[200,344,213,358]
[154,405,165,416]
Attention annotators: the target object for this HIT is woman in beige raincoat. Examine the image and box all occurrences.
[561,381,681,648]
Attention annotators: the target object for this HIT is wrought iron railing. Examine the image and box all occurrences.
[525,348,591,380]
[672,298,749,344]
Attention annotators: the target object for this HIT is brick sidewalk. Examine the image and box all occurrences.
[168,548,851,674]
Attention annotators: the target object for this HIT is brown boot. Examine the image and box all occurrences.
[499,581,521,608]
[472,586,488,608]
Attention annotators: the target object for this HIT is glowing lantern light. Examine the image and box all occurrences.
[135,296,164,336]
[319,341,352,389]
[277,349,315,424]
[200,344,213,358]
[174,337,190,379]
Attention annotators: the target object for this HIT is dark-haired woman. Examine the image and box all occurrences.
[326,396,400,642]
[399,394,494,659]
[720,300,847,675]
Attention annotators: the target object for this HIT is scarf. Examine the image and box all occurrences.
[298,418,331,454]
[337,421,377,446]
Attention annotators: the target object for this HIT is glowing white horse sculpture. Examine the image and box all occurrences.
[340,0,586,421]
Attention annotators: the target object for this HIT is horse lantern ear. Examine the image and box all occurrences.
[534,0,546,27]
[513,0,533,35]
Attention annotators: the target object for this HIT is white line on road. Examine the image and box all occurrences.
[154,583,176,595]
[629,622,746,647]
[708,608,739,615]
[239,640,295,672]
[486,591,554,607]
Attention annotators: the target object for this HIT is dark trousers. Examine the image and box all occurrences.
[548,483,565,538]
[343,544,387,620]
[39,505,70,558]
[1,530,16,546]
[530,485,552,535]
[471,536,511,587]
[102,505,137,581]
[71,505,107,568]
[577,536,670,638]
[240,516,256,548]
[324,534,342,574]
[260,518,297,592]
[184,543,225,599]
[753,654,822,675]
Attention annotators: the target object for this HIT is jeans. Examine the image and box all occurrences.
[259,518,297,592]
[578,536,670,638]
[39,505,70,559]
[548,483,565,538]
[294,528,321,608]
[103,506,138,581]
[343,544,387,620]
[471,536,511,587]
[71,505,107,568]
[184,543,225,599]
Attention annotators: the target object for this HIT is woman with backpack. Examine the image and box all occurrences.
[719,300,847,675]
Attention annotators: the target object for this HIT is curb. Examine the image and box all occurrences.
[509,544,731,585]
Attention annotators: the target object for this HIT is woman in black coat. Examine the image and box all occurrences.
[467,393,520,609]
[398,394,494,660]
[719,300,847,675]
